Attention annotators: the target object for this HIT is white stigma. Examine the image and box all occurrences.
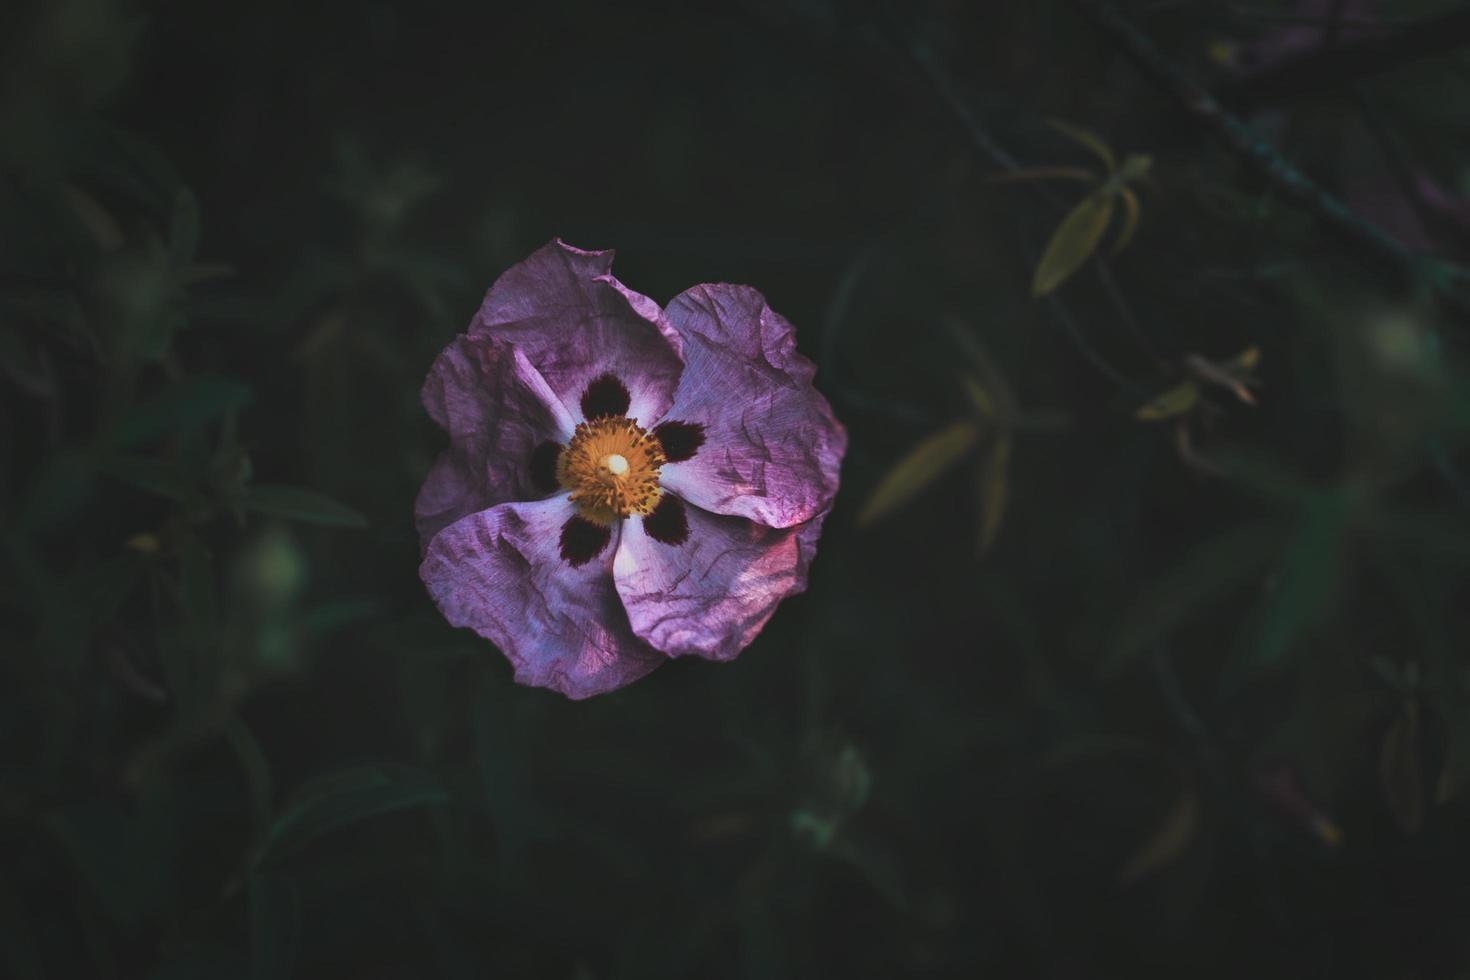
[604,453,629,476]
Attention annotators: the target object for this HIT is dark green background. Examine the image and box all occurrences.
[5,0,1470,976]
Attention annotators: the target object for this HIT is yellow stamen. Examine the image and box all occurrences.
[557,416,666,523]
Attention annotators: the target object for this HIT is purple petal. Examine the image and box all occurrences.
[415,335,576,548]
[656,284,846,529]
[469,239,684,426]
[420,497,665,699]
[612,497,827,661]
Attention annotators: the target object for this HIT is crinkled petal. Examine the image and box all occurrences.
[656,284,845,528]
[469,238,684,426]
[420,497,664,699]
[414,334,575,548]
[612,498,828,661]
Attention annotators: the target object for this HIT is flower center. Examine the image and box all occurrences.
[557,416,666,523]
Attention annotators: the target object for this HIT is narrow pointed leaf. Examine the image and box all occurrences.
[1136,381,1200,421]
[1113,186,1142,255]
[962,374,996,418]
[977,435,1011,554]
[1227,346,1261,371]
[1032,193,1115,296]
[1119,791,1199,883]
[259,766,448,863]
[1044,117,1117,172]
[943,317,1017,416]
[859,421,979,526]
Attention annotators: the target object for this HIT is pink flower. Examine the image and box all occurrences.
[416,240,846,698]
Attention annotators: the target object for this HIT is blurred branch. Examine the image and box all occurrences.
[1065,0,1470,324]
[1220,6,1470,108]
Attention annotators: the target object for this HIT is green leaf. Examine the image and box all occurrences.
[1032,193,1115,296]
[976,435,1010,553]
[1045,117,1117,172]
[1114,186,1142,254]
[240,485,367,528]
[259,766,448,864]
[111,376,253,449]
[942,316,1016,416]
[1103,522,1280,675]
[1135,381,1199,421]
[858,421,979,526]
[248,872,299,980]
[1119,791,1199,883]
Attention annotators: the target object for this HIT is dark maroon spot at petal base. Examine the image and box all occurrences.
[560,516,612,566]
[580,373,631,419]
[653,420,705,463]
[643,494,689,546]
[530,440,561,494]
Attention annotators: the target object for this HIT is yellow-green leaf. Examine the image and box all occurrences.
[859,420,979,526]
[962,374,996,418]
[1119,791,1200,884]
[1032,193,1115,297]
[1227,345,1261,371]
[1044,118,1117,173]
[977,435,1010,554]
[1135,381,1200,420]
[1113,186,1141,255]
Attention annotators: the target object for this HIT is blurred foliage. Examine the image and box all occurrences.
[4,0,1470,977]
